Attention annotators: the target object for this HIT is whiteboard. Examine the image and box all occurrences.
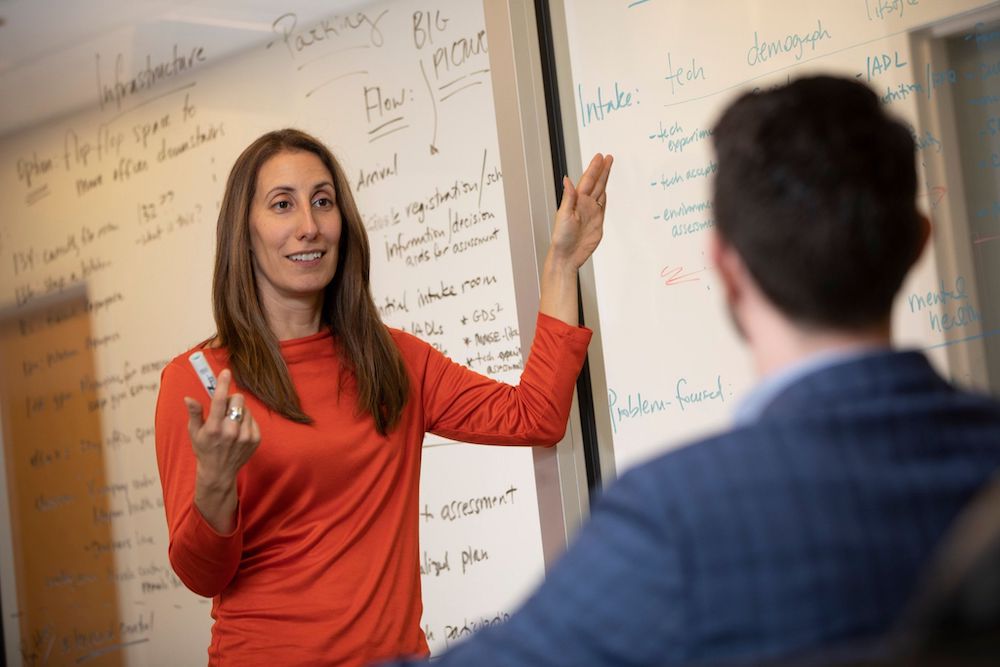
[0,1,561,663]
[557,0,1000,474]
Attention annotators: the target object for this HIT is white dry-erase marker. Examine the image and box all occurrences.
[188,351,217,397]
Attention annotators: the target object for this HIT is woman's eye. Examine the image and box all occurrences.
[313,197,333,208]
[273,200,291,211]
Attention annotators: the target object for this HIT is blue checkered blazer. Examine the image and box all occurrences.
[385,351,1000,666]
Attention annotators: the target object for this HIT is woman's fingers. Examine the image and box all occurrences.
[558,175,578,218]
[184,397,205,441]
[185,369,260,481]
[223,393,246,439]
[242,413,262,464]
[238,410,252,442]
[206,369,233,424]
[576,153,605,196]
[238,409,259,447]
[250,416,261,448]
[566,154,614,221]
[591,155,614,202]
[188,368,253,449]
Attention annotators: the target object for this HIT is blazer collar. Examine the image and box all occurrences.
[759,350,943,420]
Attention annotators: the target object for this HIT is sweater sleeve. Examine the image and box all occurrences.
[154,356,244,597]
[409,313,592,446]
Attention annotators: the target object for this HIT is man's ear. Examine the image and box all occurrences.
[710,230,743,306]
[913,213,931,266]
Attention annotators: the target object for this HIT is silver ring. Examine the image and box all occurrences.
[596,199,605,210]
[226,405,245,422]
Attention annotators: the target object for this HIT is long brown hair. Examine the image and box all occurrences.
[213,128,409,434]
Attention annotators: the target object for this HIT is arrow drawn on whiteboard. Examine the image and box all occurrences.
[419,59,439,155]
[660,265,704,286]
[927,185,947,209]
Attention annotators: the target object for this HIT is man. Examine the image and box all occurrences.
[383,76,1000,666]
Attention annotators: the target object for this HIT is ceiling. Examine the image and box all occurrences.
[0,0,373,138]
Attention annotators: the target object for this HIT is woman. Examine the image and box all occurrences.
[155,128,612,666]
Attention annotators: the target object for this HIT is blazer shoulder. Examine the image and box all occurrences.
[615,425,767,497]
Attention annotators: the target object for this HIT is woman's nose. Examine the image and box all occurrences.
[296,206,319,239]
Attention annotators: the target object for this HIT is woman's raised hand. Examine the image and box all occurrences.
[550,153,614,270]
[183,369,261,533]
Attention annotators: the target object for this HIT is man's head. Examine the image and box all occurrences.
[710,75,927,336]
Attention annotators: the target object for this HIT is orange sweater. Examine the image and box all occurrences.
[154,314,591,666]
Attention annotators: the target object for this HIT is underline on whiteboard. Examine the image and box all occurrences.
[923,327,1000,351]
[440,80,482,102]
[439,74,468,89]
[628,0,652,7]
[26,184,50,206]
[661,26,914,109]
[368,116,405,134]
[102,81,197,125]
[77,638,150,664]
[369,124,410,143]
[297,45,371,71]
[305,70,368,98]
[973,233,1000,244]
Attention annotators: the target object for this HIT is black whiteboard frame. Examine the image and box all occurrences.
[483,0,594,560]
[533,0,605,499]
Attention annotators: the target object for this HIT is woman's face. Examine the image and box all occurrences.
[248,150,342,311]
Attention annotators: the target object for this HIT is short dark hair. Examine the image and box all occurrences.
[711,75,923,329]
